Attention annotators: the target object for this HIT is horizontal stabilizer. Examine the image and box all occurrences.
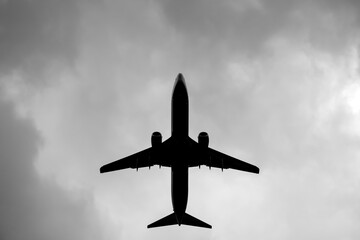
[147,212,212,229]
[181,213,212,229]
[147,213,178,228]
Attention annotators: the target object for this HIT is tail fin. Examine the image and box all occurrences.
[182,213,212,229]
[147,212,212,229]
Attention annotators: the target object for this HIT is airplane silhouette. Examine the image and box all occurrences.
[100,73,260,229]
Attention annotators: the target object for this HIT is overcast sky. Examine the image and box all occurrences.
[1,0,360,239]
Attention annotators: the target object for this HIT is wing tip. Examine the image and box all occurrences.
[99,165,108,173]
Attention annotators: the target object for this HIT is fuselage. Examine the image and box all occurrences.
[171,74,189,138]
[170,73,189,224]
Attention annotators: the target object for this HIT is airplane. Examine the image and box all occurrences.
[100,73,260,229]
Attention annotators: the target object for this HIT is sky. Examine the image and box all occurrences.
[0,0,360,239]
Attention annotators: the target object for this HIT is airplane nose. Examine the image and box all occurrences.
[172,73,188,99]
[174,73,186,90]
[176,73,184,82]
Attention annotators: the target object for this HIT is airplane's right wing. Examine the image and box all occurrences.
[100,139,172,173]
[100,147,152,173]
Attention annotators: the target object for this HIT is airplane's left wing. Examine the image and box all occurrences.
[100,140,172,173]
[205,148,259,174]
[188,138,259,174]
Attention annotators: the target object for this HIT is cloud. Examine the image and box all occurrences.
[0,0,79,84]
[0,94,104,240]
[153,0,360,77]
[2,0,360,239]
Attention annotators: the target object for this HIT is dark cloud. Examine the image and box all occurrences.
[154,0,360,71]
[0,0,79,83]
[1,0,360,239]
[158,0,285,54]
[0,95,104,240]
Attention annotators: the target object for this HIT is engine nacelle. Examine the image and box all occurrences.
[151,131,162,147]
[198,132,209,148]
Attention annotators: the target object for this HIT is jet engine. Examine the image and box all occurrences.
[198,132,209,148]
[151,131,162,147]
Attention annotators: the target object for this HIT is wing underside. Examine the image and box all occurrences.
[100,147,150,173]
[100,137,259,174]
[188,138,259,174]
[100,139,171,173]
[206,147,259,173]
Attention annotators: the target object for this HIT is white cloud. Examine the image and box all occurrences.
[2,0,360,239]
[342,82,360,135]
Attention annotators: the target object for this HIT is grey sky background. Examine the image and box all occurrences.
[1,0,360,239]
